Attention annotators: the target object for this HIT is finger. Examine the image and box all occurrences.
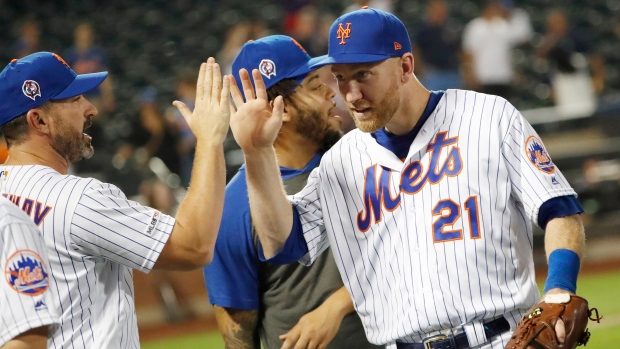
[212,63,223,102]
[196,62,207,101]
[272,95,284,119]
[293,333,311,349]
[279,327,300,349]
[203,59,214,101]
[172,100,192,120]
[220,75,231,109]
[252,69,268,100]
[555,318,566,343]
[229,74,245,106]
[239,69,256,100]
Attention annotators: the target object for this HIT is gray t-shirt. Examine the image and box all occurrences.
[253,171,380,349]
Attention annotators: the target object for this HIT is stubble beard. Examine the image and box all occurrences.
[350,79,400,133]
[295,108,342,152]
[51,117,94,164]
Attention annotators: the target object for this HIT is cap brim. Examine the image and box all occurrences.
[310,53,390,69]
[52,71,108,100]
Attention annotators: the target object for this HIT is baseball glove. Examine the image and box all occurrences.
[505,294,602,349]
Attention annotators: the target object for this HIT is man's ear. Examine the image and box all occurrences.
[400,53,415,83]
[26,107,52,135]
[270,98,292,122]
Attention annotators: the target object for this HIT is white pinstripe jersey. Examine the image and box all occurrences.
[0,165,175,349]
[290,90,576,345]
[0,195,59,347]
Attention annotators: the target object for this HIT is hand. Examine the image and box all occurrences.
[278,303,345,349]
[229,68,284,154]
[543,288,572,343]
[173,57,231,145]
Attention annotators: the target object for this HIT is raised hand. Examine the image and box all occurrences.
[173,57,231,145]
[229,68,284,153]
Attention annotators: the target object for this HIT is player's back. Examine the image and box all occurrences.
[0,165,140,349]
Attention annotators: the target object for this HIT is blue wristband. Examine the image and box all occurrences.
[544,249,580,293]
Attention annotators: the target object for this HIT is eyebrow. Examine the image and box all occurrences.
[305,74,320,85]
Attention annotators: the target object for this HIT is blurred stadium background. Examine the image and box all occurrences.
[1,0,620,347]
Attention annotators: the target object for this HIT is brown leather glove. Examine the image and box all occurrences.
[505,294,602,349]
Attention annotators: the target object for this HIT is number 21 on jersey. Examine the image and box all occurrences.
[432,196,481,242]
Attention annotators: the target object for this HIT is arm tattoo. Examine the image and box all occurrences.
[214,306,260,349]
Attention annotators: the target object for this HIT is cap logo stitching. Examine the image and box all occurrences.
[52,53,71,69]
[394,42,402,50]
[259,59,276,79]
[290,38,307,54]
[337,23,352,45]
[22,80,42,101]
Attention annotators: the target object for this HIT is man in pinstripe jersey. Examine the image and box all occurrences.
[0,52,231,348]
[0,195,59,349]
[229,7,587,349]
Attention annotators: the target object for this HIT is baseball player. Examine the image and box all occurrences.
[229,7,586,349]
[203,35,380,349]
[0,195,59,349]
[0,52,231,348]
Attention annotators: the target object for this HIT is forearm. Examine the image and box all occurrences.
[544,214,585,294]
[322,286,355,319]
[245,147,293,258]
[214,306,260,349]
[544,214,585,259]
[171,141,226,267]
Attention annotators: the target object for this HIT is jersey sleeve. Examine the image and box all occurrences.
[69,182,174,273]
[1,221,59,347]
[287,167,330,265]
[501,105,578,225]
[203,175,260,310]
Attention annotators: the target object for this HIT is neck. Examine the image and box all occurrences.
[273,127,320,169]
[384,77,431,136]
[4,140,70,174]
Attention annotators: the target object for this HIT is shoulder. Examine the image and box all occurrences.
[0,198,31,226]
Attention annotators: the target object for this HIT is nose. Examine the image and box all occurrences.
[83,96,98,118]
[342,80,362,104]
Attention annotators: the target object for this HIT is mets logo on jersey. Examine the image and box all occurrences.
[336,23,351,45]
[525,136,555,174]
[259,59,276,79]
[4,249,49,296]
[22,80,42,101]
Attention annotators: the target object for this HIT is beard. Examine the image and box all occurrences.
[294,108,342,152]
[51,116,94,164]
[349,77,400,133]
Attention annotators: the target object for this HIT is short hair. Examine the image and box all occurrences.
[0,101,51,148]
[0,113,29,148]
[266,78,299,109]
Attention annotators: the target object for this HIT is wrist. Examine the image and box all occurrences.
[544,249,580,294]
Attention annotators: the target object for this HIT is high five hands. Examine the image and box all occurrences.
[229,68,284,153]
[173,57,231,146]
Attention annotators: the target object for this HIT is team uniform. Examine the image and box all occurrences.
[0,195,59,347]
[0,165,175,348]
[204,154,379,349]
[267,90,583,347]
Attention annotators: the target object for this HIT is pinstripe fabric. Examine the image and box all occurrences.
[0,195,59,347]
[0,165,174,349]
[290,90,576,346]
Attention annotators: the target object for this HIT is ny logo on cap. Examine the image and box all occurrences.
[337,23,351,45]
[259,59,276,79]
[22,80,41,101]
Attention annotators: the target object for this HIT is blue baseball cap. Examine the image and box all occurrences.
[310,7,412,68]
[231,35,325,94]
[0,52,108,126]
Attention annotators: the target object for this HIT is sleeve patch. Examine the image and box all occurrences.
[4,249,49,296]
[144,210,161,236]
[524,136,555,174]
